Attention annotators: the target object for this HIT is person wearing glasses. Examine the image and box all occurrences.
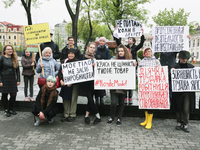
[0,45,20,117]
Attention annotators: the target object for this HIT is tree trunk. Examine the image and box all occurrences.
[21,0,32,25]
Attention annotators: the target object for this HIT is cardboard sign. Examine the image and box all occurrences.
[62,59,94,84]
[27,44,38,52]
[152,26,189,52]
[171,67,200,92]
[23,23,51,44]
[116,19,142,37]
[94,60,136,89]
[138,66,169,109]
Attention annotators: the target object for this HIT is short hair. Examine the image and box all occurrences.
[68,36,74,40]
[42,47,52,57]
[128,37,136,43]
[47,76,57,84]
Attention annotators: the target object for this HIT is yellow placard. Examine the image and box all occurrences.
[23,23,51,45]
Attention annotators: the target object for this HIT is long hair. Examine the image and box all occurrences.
[3,44,18,68]
[86,42,96,53]
[115,44,132,60]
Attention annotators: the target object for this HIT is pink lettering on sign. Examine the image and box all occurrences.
[138,67,169,109]
[95,79,127,87]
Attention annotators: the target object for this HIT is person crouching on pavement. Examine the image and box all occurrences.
[171,50,195,133]
[32,76,58,126]
[139,48,161,129]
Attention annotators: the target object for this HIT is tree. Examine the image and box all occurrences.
[3,0,43,25]
[152,8,197,34]
[95,0,150,34]
[54,29,65,49]
[137,50,144,60]
[65,0,81,44]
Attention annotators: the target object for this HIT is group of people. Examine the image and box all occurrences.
[0,29,196,133]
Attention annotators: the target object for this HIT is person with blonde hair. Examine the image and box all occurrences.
[0,44,20,117]
[36,47,60,89]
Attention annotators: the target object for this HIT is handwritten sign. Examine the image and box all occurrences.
[94,60,136,89]
[62,59,94,84]
[27,44,38,52]
[116,19,142,37]
[138,66,169,109]
[23,23,51,44]
[171,67,200,92]
[152,26,189,52]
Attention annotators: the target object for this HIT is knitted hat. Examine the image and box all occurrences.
[99,37,106,42]
[68,48,76,54]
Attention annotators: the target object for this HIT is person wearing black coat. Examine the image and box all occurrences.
[60,37,82,63]
[171,50,195,133]
[36,33,60,62]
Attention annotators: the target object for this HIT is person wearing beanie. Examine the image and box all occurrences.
[59,48,79,122]
[113,26,145,105]
[171,50,195,133]
[138,48,161,129]
[32,76,58,126]
[95,37,111,115]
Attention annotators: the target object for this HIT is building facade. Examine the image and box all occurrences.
[189,25,200,61]
[0,21,25,47]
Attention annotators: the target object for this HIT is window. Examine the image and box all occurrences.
[3,35,5,39]
[14,36,16,39]
[8,28,11,32]
[0,35,1,39]
[9,42,11,44]
[198,39,200,47]
[9,36,11,39]
[0,29,1,32]
[197,52,199,59]
[14,28,17,32]
[189,41,191,47]
[193,40,195,47]
[14,42,16,46]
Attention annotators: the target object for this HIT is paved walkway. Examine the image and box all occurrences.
[0,111,200,150]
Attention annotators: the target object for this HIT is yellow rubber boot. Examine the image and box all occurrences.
[145,114,153,129]
[140,111,148,126]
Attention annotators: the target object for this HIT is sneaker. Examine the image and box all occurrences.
[107,118,113,125]
[61,117,68,122]
[129,98,132,105]
[34,117,42,126]
[85,117,90,124]
[24,97,29,101]
[93,117,101,125]
[4,110,11,117]
[30,97,35,101]
[9,109,17,115]
[116,119,121,126]
[124,98,127,104]
[182,125,190,133]
[48,118,54,123]
[175,122,183,130]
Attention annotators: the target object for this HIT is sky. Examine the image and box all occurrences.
[1,0,200,34]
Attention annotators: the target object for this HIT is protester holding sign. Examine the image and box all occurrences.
[36,47,60,89]
[138,48,161,129]
[0,45,20,117]
[171,50,195,133]
[59,48,79,122]
[79,42,101,125]
[36,33,60,62]
[21,49,36,101]
[107,44,132,126]
[95,37,111,114]
[32,76,58,126]
[60,37,82,63]
[113,25,145,105]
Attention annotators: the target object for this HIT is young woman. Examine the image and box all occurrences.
[79,42,101,125]
[0,44,20,117]
[36,47,60,89]
[107,44,132,126]
[138,48,161,129]
[59,48,79,122]
[32,76,58,126]
[21,49,36,101]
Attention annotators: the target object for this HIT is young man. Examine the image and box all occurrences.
[171,50,195,133]
[36,33,60,62]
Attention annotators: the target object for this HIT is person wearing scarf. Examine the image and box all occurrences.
[36,47,60,89]
[138,48,161,129]
[32,76,58,126]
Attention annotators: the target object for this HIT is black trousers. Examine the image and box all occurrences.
[24,75,34,97]
[1,93,17,110]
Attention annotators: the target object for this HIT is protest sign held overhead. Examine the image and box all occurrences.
[116,19,142,37]
[23,23,51,45]
[152,26,189,53]
[171,67,200,92]
[62,59,94,84]
[138,66,169,109]
[94,60,136,89]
